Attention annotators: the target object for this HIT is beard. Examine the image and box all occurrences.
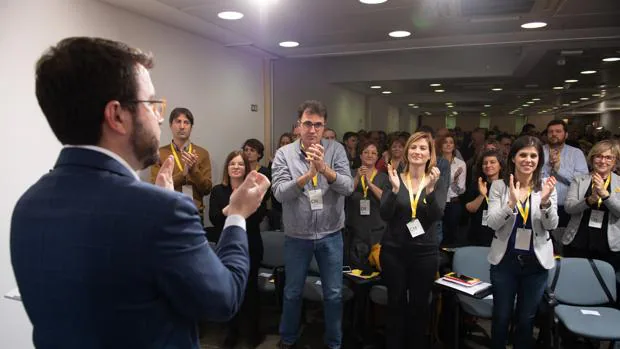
[130,113,160,170]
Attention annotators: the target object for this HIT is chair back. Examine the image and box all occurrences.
[452,246,491,282]
[552,257,617,306]
[260,230,286,267]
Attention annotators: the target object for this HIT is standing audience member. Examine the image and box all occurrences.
[272,100,353,349]
[380,132,442,349]
[151,107,213,223]
[563,140,620,271]
[209,151,267,348]
[343,131,361,171]
[437,134,466,246]
[268,133,293,230]
[323,128,337,141]
[243,138,270,179]
[487,136,558,349]
[376,134,406,174]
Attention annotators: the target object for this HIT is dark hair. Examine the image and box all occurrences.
[416,125,435,138]
[35,37,154,145]
[297,100,328,120]
[360,141,379,153]
[342,131,358,142]
[520,123,537,135]
[169,107,194,126]
[498,133,512,142]
[242,138,265,161]
[221,150,251,186]
[476,149,504,182]
[278,132,293,147]
[546,119,567,133]
[503,136,544,192]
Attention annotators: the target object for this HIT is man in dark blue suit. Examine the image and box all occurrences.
[10,37,270,349]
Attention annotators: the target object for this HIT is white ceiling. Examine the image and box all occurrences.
[100,0,620,117]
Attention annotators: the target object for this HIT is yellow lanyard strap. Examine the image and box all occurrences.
[170,143,192,173]
[406,173,426,219]
[361,169,378,198]
[516,187,533,224]
[595,175,612,208]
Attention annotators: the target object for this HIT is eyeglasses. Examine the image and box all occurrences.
[124,99,167,119]
[300,121,325,130]
[593,154,616,162]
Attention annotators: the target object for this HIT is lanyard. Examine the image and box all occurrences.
[516,187,533,224]
[406,173,426,219]
[361,169,377,198]
[595,175,612,208]
[170,143,192,173]
[255,164,261,172]
[301,143,318,187]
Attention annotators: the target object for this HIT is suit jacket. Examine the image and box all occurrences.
[10,147,249,349]
[487,179,558,269]
[563,173,620,251]
[150,143,213,214]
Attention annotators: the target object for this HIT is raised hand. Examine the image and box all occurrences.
[477,177,488,197]
[592,172,609,198]
[387,163,400,193]
[155,156,175,191]
[453,167,463,182]
[549,149,561,171]
[223,171,271,219]
[425,166,441,193]
[181,151,198,172]
[541,176,557,206]
[358,166,369,179]
[306,143,326,173]
[508,174,520,208]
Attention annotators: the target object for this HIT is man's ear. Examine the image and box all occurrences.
[103,101,131,136]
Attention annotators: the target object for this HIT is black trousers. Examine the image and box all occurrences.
[380,244,438,349]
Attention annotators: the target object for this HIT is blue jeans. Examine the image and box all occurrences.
[279,231,343,348]
[490,253,549,349]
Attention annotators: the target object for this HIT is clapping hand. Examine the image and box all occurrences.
[223,171,271,219]
[181,150,198,175]
[155,156,175,191]
[592,172,610,198]
[425,166,441,194]
[508,174,521,208]
[305,143,326,173]
[477,177,488,197]
[387,163,400,193]
[540,176,557,206]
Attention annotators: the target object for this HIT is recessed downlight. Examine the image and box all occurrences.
[359,0,387,4]
[382,91,392,94]
[370,85,382,89]
[521,22,547,29]
[430,83,442,87]
[565,79,578,83]
[580,97,589,101]
[602,57,620,62]
[434,89,445,93]
[388,30,411,38]
[218,11,244,20]
[491,88,503,91]
[592,93,601,97]
[553,86,564,90]
[532,98,541,101]
[484,105,491,107]
[580,70,597,74]
[279,41,300,48]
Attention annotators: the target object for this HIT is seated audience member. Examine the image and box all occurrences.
[465,149,504,246]
[209,151,267,348]
[11,36,270,349]
[437,134,466,246]
[487,136,558,349]
[151,107,213,223]
[380,132,443,349]
[563,140,620,271]
[345,141,388,269]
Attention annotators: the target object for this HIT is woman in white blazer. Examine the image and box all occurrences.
[563,140,620,272]
[487,135,558,349]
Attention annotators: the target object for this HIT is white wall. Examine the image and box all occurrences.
[272,58,367,146]
[0,0,264,347]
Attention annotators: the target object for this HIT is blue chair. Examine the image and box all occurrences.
[550,258,620,349]
[258,230,286,297]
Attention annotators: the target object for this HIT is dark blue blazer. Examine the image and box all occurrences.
[10,147,250,349]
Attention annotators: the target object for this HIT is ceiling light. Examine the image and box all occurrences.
[492,88,503,91]
[522,104,529,107]
[382,91,392,94]
[484,104,491,107]
[532,98,541,101]
[389,30,411,38]
[448,105,454,108]
[565,79,578,83]
[562,104,570,107]
[580,70,597,74]
[359,0,387,4]
[279,41,299,48]
[434,89,445,93]
[580,97,589,101]
[527,101,534,104]
[218,11,244,20]
[408,103,415,106]
[521,22,547,29]
[425,112,431,115]
[445,102,453,105]
[430,83,441,87]
[413,106,419,109]
[602,57,620,62]
[592,93,601,97]
[570,101,578,104]
[370,85,382,89]
[553,86,564,90]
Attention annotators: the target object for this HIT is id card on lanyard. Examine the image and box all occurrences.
[515,188,532,251]
[360,170,377,216]
[406,173,426,238]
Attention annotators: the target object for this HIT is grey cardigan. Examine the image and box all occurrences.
[562,173,620,252]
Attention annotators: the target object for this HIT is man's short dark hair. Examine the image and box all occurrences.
[242,138,265,161]
[297,100,328,120]
[169,107,194,126]
[546,119,567,132]
[416,125,435,138]
[342,132,358,143]
[35,37,153,145]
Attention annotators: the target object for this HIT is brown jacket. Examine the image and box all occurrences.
[150,142,212,215]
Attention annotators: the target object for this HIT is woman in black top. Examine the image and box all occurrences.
[268,133,293,230]
[209,150,266,348]
[465,149,504,246]
[379,132,442,349]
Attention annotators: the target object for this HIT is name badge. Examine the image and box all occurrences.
[515,228,532,251]
[309,189,324,211]
[481,210,489,226]
[182,185,193,197]
[406,219,425,239]
[589,210,604,229]
[360,200,370,216]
